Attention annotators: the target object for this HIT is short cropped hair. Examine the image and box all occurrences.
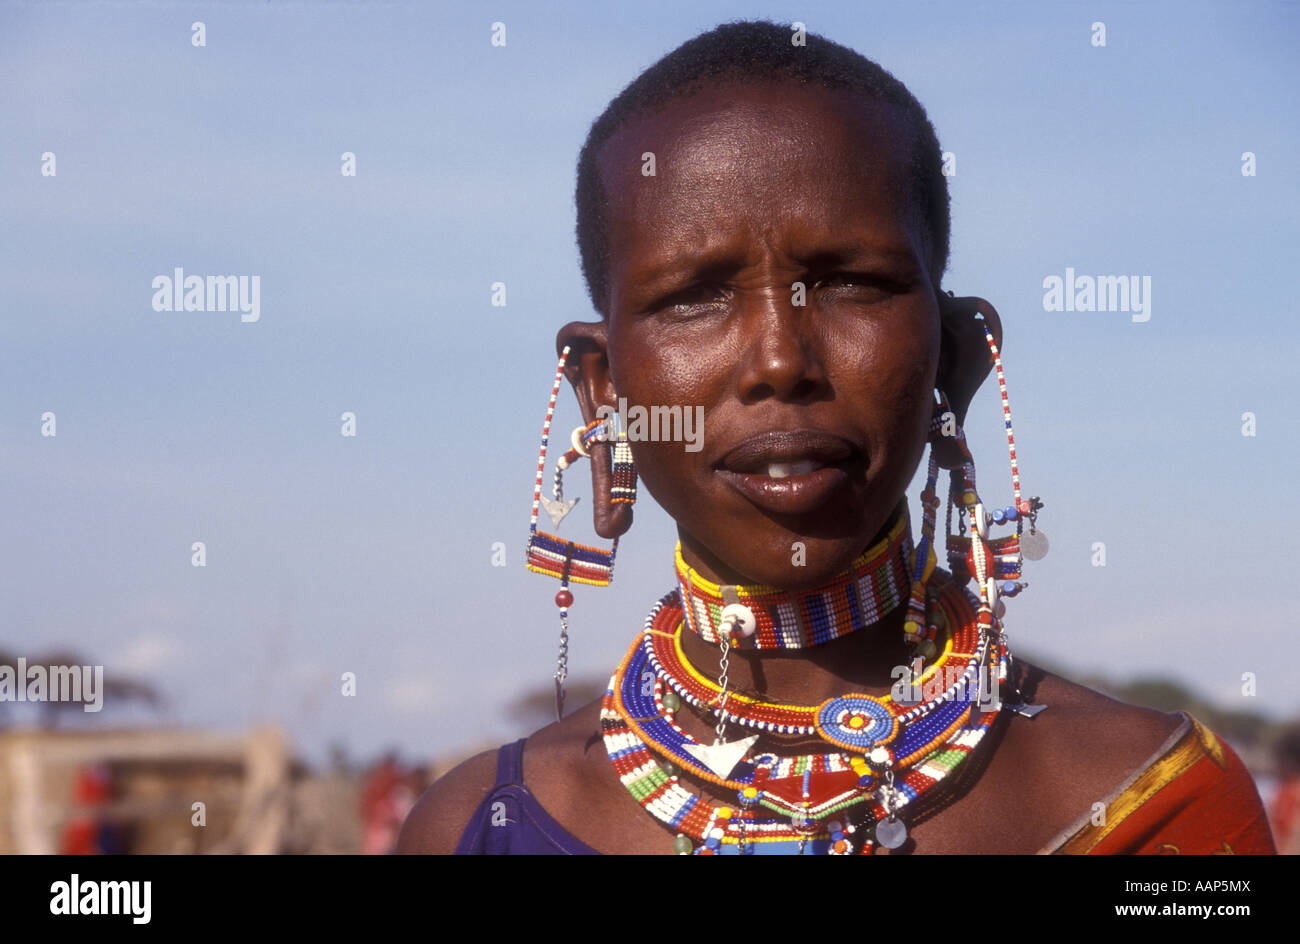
[575,18,951,316]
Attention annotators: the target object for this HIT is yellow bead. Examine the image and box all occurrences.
[903,620,921,636]
[717,807,733,819]
[742,787,758,799]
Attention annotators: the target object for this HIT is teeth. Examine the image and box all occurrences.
[765,460,819,478]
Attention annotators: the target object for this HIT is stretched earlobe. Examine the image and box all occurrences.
[936,294,1003,427]
[554,320,633,539]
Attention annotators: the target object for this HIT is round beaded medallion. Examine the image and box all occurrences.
[814,694,899,752]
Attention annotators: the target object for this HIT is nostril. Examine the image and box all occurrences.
[788,376,823,402]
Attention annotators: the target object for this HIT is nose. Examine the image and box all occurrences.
[734,284,829,404]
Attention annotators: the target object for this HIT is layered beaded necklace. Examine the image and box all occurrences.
[601,583,1003,854]
[601,502,1012,855]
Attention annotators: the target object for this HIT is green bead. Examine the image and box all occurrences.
[916,639,938,660]
[674,834,693,855]
[662,691,681,713]
[662,761,678,778]
[931,608,948,631]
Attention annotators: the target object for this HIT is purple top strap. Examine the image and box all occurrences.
[453,738,600,855]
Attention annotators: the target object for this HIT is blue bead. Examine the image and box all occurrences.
[992,508,1006,525]
[1005,506,1018,521]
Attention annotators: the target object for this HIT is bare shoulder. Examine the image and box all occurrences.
[1026,664,1184,756]
[1001,662,1185,809]
[516,699,624,825]
[395,747,499,854]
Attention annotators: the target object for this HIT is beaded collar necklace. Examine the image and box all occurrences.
[674,508,913,650]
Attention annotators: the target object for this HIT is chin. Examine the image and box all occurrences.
[720,530,875,591]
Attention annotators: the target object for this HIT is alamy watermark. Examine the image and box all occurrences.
[891,658,1001,712]
[151,268,260,322]
[50,874,151,924]
[0,657,103,712]
[597,396,704,452]
[1042,267,1151,322]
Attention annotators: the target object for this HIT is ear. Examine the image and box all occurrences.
[554,318,633,540]
[936,293,1003,428]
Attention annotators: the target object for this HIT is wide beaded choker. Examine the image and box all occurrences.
[674,510,913,650]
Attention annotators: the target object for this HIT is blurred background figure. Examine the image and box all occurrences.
[1267,727,1300,855]
[58,763,127,855]
[359,751,415,854]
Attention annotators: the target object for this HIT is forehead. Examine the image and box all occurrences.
[596,81,920,279]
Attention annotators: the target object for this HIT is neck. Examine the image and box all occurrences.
[672,502,918,709]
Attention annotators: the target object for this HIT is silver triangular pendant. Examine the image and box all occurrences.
[1008,703,1047,718]
[540,495,578,528]
[683,735,759,778]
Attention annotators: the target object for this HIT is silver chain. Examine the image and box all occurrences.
[714,619,734,743]
[553,611,569,720]
[884,768,899,819]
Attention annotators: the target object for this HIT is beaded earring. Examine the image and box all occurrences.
[932,318,1047,717]
[609,432,638,505]
[525,345,621,720]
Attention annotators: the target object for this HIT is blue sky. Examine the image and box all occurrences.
[1,0,1297,766]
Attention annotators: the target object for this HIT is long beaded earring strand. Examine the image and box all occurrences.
[524,345,620,719]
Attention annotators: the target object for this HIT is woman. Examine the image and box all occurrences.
[399,20,1274,854]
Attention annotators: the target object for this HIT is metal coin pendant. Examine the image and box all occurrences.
[1020,527,1049,561]
[875,816,908,849]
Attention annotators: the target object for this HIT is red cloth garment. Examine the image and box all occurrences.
[1038,713,1276,855]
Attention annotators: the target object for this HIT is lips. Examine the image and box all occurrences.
[714,430,862,515]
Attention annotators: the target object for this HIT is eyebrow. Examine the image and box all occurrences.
[626,240,922,293]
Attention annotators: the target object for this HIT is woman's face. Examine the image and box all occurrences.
[593,80,942,590]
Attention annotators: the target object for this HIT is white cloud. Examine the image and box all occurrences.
[117,633,181,674]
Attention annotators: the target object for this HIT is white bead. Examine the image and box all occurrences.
[973,502,989,539]
[720,603,757,637]
[869,746,891,765]
[985,576,999,610]
[570,425,591,457]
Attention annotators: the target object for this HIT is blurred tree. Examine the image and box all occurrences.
[504,677,607,732]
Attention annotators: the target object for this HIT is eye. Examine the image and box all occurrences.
[815,272,901,291]
[653,282,730,314]
[812,271,911,304]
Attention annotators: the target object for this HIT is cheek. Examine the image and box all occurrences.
[828,318,937,415]
[623,436,714,531]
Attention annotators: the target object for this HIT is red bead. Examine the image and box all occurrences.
[555,589,574,608]
[965,539,994,578]
[1017,499,1032,515]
